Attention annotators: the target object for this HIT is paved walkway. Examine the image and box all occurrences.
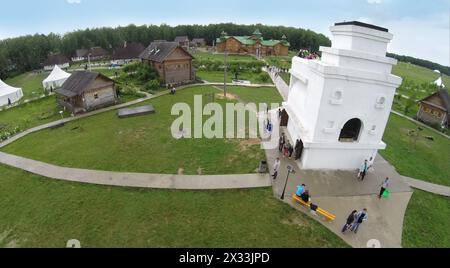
[265,68,290,100]
[0,152,271,190]
[263,111,414,248]
[402,176,450,197]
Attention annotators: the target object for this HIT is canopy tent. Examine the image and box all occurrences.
[42,65,72,91]
[434,77,446,88]
[0,79,23,107]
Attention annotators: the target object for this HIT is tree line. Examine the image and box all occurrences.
[387,53,450,76]
[0,23,331,79]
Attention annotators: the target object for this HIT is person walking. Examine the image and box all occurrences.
[358,160,369,181]
[288,143,294,159]
[342,210,357,233]
[272,158,281,180]
[379,178,390,199]
[278,133,285,153]
[351,209,368,234]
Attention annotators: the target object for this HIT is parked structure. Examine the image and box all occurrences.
[0,79,23,107]
[56,71,117,114]
[43,54,70,71]
[216,29,290,57]
[111,42,146,65]
[282,21,402,170]
[139,41,195,85]
[42,65,71,91]
[417,89,450,129]
[174,36,190,49]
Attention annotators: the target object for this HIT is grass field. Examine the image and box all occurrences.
[221,86,283,105]
[192,51,259,62]
[5,72,48,100]
[402,190,450,248]
[1,86,268,175]
[393,62,450,86]
[0,164,347,248]
[0,96,69,131]
[197,70,271,84]
[381,113,450,186]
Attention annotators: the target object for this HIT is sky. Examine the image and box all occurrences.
[0,0,449,66]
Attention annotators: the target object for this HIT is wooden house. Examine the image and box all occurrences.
[56,71,117,114]
[174,36,190,49]
[139,42,195,85]
[43,53,70,71]
[216,29,290,57]
[112,42,146,65]
[417,89,450,128]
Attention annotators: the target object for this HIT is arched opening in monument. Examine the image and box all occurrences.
[339,118,362,142]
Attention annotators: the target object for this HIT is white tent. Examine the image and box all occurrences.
[42,65,71,91]
[0,79,23,107]
[434,77,446,88]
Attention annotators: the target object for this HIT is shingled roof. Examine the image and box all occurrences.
[420,89,450,114]
[113,42,146,60]
[56,71,113,97]
[139,42,193,63]
[43,54,70,67]
[175,36,189,43]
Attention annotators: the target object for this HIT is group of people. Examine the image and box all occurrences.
[298,49,319,60]
[357,159,391,199]
[342,209,369,234]
[278,133,303,160]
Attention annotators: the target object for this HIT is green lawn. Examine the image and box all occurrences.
[192,51,259,62]
[223,86,283,105]
[197,70,272,84]
[381,113,450,186]
[1,86,267,175]
[393,62,450,86]
[0,96,68,131]
[5,72,48,100]
[0,164,347,248]
[402,190,450,248]
[280,72,291,85]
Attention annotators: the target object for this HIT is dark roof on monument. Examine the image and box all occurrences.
[335,21,389,32]
[139,41,193,63]
[113,42,146,60]
[56,71,113,97]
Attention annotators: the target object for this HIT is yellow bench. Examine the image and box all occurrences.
[292,194,336,222]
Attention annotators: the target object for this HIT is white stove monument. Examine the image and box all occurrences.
[283,21,402,170]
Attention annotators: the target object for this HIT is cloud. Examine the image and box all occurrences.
[367,0,382,4]
[67,0,81,4]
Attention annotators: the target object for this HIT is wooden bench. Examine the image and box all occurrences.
[292,194,336,222]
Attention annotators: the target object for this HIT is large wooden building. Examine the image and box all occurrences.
[139,41,195,85]
[216,29,290,57]
[56,71,117,114]
[417,89,450,129]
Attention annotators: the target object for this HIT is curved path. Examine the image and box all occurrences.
[402,176,450,197]
[0,152,271,190]
[0,83,273,190]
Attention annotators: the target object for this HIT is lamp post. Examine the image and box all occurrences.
[224,49,228,98]
[281,165,296,200]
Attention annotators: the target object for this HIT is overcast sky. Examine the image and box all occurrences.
[0,0,448,66]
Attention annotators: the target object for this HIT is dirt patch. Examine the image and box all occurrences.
[178,168,184,175]
[238,139,261,152]
[281,214,309,228]
[216,93,238,101]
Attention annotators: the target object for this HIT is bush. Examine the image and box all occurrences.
[145,79,161,91]
[257,73,270,83]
